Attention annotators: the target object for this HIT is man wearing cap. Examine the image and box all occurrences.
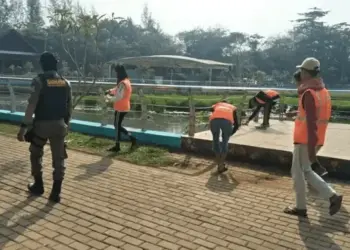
[284,57,343,217]
[17,52,72,203]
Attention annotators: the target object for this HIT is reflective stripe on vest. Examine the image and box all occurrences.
[293,88,331,145]
[113,78,132,112]
[209,102,236,123]
[256,89,279,104]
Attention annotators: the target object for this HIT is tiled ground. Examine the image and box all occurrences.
[194,120,350,160]
[0,135,349,250]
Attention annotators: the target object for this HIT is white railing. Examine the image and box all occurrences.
[1,76,350,136]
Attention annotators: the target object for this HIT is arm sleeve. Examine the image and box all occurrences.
[302,91,318,162]
[109,83,125,102]
[23,77,42,124]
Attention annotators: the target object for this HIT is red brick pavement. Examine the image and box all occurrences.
[0,135,349,250]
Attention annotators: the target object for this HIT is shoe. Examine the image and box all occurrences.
[130,136,137,150]
[49,180,62,203]
[329,195,343,216]
[255,124,269,130]
[283,206,308,217]
[107,144,121,152]
[217,164,228,174]
[28,176,44,195]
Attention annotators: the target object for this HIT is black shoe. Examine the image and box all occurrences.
[283,206,308,217]
[107,145,121,152]
[28,176,44,195]
[49,180,62,203]
[329,195,343,216]
[217,164,228,174]
[130,136,137,150]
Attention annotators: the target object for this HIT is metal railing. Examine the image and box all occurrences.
[1,76,350,136]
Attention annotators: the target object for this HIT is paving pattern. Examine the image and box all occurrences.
[0,135,349,250]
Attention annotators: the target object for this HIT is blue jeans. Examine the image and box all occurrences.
[210,118,233,154]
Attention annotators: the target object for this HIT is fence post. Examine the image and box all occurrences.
[98,87,108,126]
[6,80,16,113]
[138,89,148,131]
[279,95,285,121]
[188,88,196,136]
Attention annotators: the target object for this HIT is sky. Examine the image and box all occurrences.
[43,0,350,37]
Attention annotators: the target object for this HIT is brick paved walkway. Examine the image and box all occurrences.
[0,135,349,250]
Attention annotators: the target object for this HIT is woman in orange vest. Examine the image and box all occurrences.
[243,89,280,129]
[105,64,136,152]
[283,57,342,217]
[209,100,239,173]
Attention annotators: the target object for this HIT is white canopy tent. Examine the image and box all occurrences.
[107,55,233,84]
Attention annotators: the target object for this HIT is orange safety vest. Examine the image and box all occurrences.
[256,89,279,104]
[293,88,331,146]
[110,78,132,112]
[209,102,236,123]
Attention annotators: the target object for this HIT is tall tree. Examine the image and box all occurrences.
[26,0,44,34]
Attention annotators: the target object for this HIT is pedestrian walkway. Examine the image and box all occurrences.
[0,135,349,250]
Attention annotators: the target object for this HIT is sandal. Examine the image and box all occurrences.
[283,206,308,217]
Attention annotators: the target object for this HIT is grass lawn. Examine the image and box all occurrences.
[0,122,178,168]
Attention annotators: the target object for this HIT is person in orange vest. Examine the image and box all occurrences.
[209,100,239,173]
[105,64,136,152]
[243,89,280,129]
[284,57,342,217]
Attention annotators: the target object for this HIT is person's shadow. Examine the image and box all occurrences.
[297,197,349,249]
[74,156,113,181]
[206,171,238,193]
[0,195,54,248]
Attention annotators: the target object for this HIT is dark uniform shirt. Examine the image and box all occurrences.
[28,71,72,123]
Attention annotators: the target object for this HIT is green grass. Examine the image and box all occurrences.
[0,122,178,167]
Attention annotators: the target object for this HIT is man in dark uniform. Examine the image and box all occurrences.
[17,52,72,203]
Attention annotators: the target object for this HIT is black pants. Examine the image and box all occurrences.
[114,111,130,142]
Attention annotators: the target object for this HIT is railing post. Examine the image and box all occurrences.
[279,95,285,121]
[188,88,196,136]
[237,90,248,125]
[138,89,148,131]
[98,87,108,126]
[6,79,16,113]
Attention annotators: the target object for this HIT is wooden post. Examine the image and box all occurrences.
[188,88,196,136]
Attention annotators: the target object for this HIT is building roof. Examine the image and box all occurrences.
[0,29,44,56]
[110,55,232,70]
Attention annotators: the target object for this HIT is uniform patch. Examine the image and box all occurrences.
[47,79,66,87]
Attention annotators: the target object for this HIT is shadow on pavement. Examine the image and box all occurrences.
[0,195,54,248]
[206,171,238,193]
[74,156,113,181]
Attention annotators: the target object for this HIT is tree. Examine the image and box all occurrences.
[26,0,44,34]
[48,2,122,108]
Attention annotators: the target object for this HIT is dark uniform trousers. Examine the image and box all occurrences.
[30,119,67,181]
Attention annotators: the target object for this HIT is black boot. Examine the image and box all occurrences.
[49,180,62,203]
[28,175,44,195]
[107,143,121,152]
[130,136,137,150]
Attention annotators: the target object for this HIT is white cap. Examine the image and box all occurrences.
[296,57,320,71]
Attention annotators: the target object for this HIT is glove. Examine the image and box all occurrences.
[24,128,34,142]
[311,161,328,177]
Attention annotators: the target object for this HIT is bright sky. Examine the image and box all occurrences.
[44,0,350,37]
